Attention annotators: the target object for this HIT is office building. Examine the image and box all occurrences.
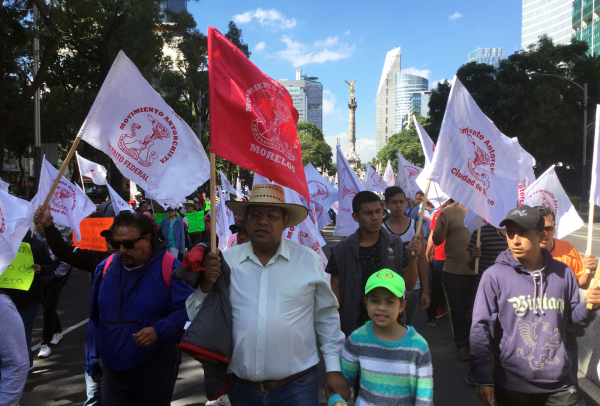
[161,0,187,22]
[522,0,572,49]
[279,69,323,129]
[395,73,428,132]
[467,47,504,66]
[572,0,600,56]
[375,47,401,152]
[409,91,431,119]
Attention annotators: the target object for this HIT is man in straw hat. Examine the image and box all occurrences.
[185,184,350,405]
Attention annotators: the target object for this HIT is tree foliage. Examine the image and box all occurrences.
[297,122,335,175]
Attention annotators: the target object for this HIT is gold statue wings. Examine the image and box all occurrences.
[345,80,356,95]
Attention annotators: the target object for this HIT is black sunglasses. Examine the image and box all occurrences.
[109,235,147,250]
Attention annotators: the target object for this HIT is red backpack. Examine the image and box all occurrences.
[102,252,175,289]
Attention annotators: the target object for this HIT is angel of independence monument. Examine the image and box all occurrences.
[344,80,361,171]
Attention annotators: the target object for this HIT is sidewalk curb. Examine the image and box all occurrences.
[580,375,600,406]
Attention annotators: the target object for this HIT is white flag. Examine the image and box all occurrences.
[527,166,583,239]
[331,201,339,214]
[220,170,237,195]
[305,163,338,230]
[76,153,108,186]
[420,77,535,228]
[253,172,272,186]
[129,180,138,202]
[215,188,235,251]
[0,190,32,275]
[590,106,600,206]
[397,151,423,198]
[334,145,365,237]
[31,158,96,240]
[383,161,395,187]
[518,182,533,207]
[414,116,436,165]
[77,51,209,207]
[0,179,9,192]
[106,183,134,215]
[364,164,388,193]
[236,178,243,201]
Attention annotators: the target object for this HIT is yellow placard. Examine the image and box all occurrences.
[0,243,35,291]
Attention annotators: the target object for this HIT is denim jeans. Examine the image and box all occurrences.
[84,371,102,406]
[229,367,319,406]
[16,302,42,366]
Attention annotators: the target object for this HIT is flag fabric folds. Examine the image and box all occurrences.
[305,163,337,230]
[0,189,32,275]
[236,178,243,201]
[215,188,235,251]
[76,153,108,186]
[414,116,436,165]
[32,158,96,241]
[397,151,423,198]
[334,145,365,237]
[363,164,388,193]
[420,77,535,228]
[590,106,600,207]
[77,51,209,207]
[106,183,134,215]
[526,166,583,239]
[208,27,309,202]
[383,161,395,187]
[220,170,237,196]
[0,179,9,192]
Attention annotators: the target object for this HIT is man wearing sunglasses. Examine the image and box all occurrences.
[88,211,194,405]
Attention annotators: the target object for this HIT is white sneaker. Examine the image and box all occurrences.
[50,332,63,345]
[38,344,51,358]
[205,394,231,406]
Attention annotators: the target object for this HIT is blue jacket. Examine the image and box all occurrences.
[160,216,185,253]
[87,245,193,371]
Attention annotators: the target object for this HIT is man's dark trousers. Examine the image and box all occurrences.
[442,272,478,349]
[42,277,64,345]
[426,259,446,320]
[100,343,179,406]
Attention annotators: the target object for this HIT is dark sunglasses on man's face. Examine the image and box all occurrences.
[109,235,147,250]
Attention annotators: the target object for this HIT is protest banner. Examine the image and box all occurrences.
[0,243,35,291]
[73,218,115,251]
[186,211,205,233]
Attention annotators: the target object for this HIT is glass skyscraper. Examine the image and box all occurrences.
[467,48,504,66]
[161,0,187,22]
[279,69,323,129]
[522,0,572,49]
[395,73,428,132]
[572,0,600,56]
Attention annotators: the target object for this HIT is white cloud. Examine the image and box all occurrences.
[254,41,266,52]
[233,8,296,30]
[274,36,354,67]
[323,90,336,116]
[344,29,351,35]
[325,133,378,164]
[431,78,451,89]
[449,12,462,20]
[402,67,431,80]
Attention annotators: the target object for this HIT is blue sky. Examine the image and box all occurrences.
[189,0,523,163]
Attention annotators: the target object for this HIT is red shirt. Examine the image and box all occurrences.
[430,210,447,261]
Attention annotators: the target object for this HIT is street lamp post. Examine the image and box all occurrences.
[529,72,588,198]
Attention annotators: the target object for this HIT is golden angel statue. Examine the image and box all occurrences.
[345,80,356,96]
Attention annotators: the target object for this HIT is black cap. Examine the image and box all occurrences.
[229,220,246,233]
[166,206,176,211]
[499,205,545,231]
[100,226,114,239]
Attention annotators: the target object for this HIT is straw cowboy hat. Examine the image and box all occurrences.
[225,184,308,227]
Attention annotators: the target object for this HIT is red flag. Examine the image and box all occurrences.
[208,27,309,202]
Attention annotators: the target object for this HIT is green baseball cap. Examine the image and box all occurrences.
[365,269,405,298]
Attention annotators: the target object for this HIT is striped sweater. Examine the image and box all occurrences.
[328,322,433,406]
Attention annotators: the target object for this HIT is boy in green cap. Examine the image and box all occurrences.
[328,269,433,406]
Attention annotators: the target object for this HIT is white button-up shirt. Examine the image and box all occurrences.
[186,238,344,381]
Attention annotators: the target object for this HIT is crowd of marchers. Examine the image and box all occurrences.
[1,183,600,406]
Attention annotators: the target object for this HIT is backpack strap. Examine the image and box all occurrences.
[102,254,115,278]
[161,252,176,290]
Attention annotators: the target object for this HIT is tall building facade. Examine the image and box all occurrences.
[395,73,428,132]
[467,47,504,66]
[279,69,323,129]
[375,48,401,153]
[409,91,431,119]
[162,0,187,22]
[572,0,600,56]
[522,0,572,49]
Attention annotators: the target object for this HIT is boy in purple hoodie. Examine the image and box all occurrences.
[471,205,600,406]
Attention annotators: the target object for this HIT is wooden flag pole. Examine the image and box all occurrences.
[210,152,217,254]
[585,204,595,274]
[474,217,482,274]
[587,260,600,310]
[412,178,432,256]
[41,137,82,211]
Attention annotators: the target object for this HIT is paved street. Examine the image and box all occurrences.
[22,222,600,405]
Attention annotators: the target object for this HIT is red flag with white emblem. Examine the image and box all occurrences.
[208,27,309,202]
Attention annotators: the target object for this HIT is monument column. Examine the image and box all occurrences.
[344,80,361,170]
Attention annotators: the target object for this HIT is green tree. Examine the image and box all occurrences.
[224,21,250,58]
[297,122,334,174]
